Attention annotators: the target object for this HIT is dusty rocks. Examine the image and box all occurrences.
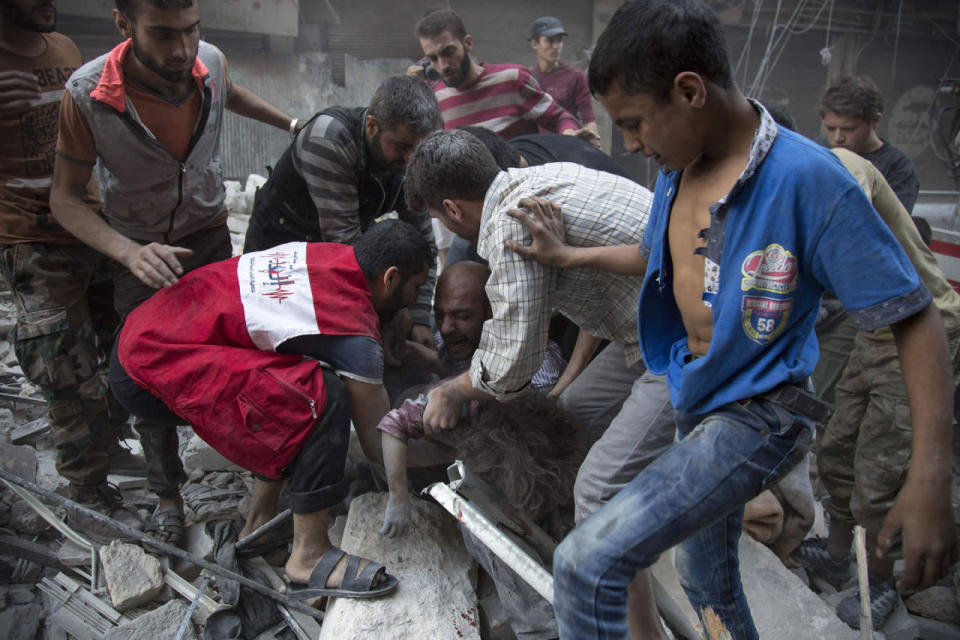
[906,585,960,625]
[104,599,199,640]
[99,541,165,611]
[319,492,480,640]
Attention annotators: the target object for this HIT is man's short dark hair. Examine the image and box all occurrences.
[415,7,467,41]
[354,219,432,283]
[763,101,796,132]
[404,129,501,212]
[819,75,884,122]
[588,0,733,103]
[115,0,194,16]
[368,76,442,135]
[457,126,522,169]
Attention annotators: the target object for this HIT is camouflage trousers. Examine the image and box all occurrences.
[818,327,960,538]
[0,242,126,486]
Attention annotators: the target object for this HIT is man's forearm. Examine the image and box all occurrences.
[50,189,140,265]
[892,304,953,477]
[226,85,294,131]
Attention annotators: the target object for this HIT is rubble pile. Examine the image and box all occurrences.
[2,184,960,639]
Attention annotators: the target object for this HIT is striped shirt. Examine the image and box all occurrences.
[430,63,579,139]
[471,163,652,398]
[291,110,436,325]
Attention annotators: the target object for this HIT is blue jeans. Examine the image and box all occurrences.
[552,397,815,639]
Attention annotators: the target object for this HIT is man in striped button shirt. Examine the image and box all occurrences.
[410,8,598,146]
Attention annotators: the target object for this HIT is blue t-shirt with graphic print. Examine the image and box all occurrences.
[638,122,928,415]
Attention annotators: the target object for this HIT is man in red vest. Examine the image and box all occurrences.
[110,220,431,599]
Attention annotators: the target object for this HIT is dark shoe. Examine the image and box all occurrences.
[836,577,899,629]
[792,537,852,587]
[68,483,143,543]
[108,443,147,477]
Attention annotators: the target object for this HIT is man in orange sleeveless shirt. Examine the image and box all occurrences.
[51,0,299,545]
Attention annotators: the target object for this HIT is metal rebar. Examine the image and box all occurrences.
[0,467,324,622]
[235,508,292,551]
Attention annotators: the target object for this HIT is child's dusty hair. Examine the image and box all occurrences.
[456,393,582,534]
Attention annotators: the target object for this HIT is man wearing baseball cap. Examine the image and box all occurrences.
[529,17,598,140]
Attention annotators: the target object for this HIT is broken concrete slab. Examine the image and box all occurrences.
[181,435,244,473]
[171,523,215,580]
[906,585,960,624]
[99,541,165,611]
[10,416,50,445]
[319,492,480,640]
[34,448,69,496]
[0,587,43,640]
[652,535,859,639]
[104,599,198,640]
[57,538,93,567]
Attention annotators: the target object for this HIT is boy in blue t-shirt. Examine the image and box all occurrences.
[507,1,956,637]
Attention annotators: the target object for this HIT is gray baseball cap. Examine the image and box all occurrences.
[530,16,567,39]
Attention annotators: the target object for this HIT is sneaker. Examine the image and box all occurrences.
[68,483,143,543]
[792,537,852,587]
[836,578,900,630]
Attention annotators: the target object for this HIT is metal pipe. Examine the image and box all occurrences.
[0,467,324,622]
[425,481,554,603]
[235,508,291,552]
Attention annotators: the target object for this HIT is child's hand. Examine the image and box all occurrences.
[380,493,412,538]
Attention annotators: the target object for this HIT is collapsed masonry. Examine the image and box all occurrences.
[1,179,959,639]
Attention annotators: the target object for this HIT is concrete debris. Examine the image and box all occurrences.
[905,585,960,625]
[104,599,198,640]
[172,523,217,580]
[33,448,70,496]
[57,538,94,567]
[319,492,480,640]
[653,535,859,639]
[10,415,50,444]
[0,585,44,640]
[99,541,165,611]
[182,434,245,473]
[10,498,46,535]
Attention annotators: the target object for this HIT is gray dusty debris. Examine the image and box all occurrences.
[319,492,481,640]
[104,599,198,640]
[905,585,960,625]
[653,534,859,639]
[0,585,43,640]
[182,434,245,474]
[99,541,165,611]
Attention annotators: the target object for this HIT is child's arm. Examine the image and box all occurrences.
[504,197,648,275]
[549,329,602,398]
[879,304,956,589]
[379,431,412,538]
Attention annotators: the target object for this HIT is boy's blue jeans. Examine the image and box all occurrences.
[553,395,815,639]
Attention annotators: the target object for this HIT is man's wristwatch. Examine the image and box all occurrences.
[289,118,299,139]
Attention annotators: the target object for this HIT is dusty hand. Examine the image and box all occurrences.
[409,323,436,351]
[877,473,956,590]
[123,243,193,289]
[380,493,412,538]
[423,382,464,434]
[504,197,571,267]
[564,127,602,150]
[0,71,41,112]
